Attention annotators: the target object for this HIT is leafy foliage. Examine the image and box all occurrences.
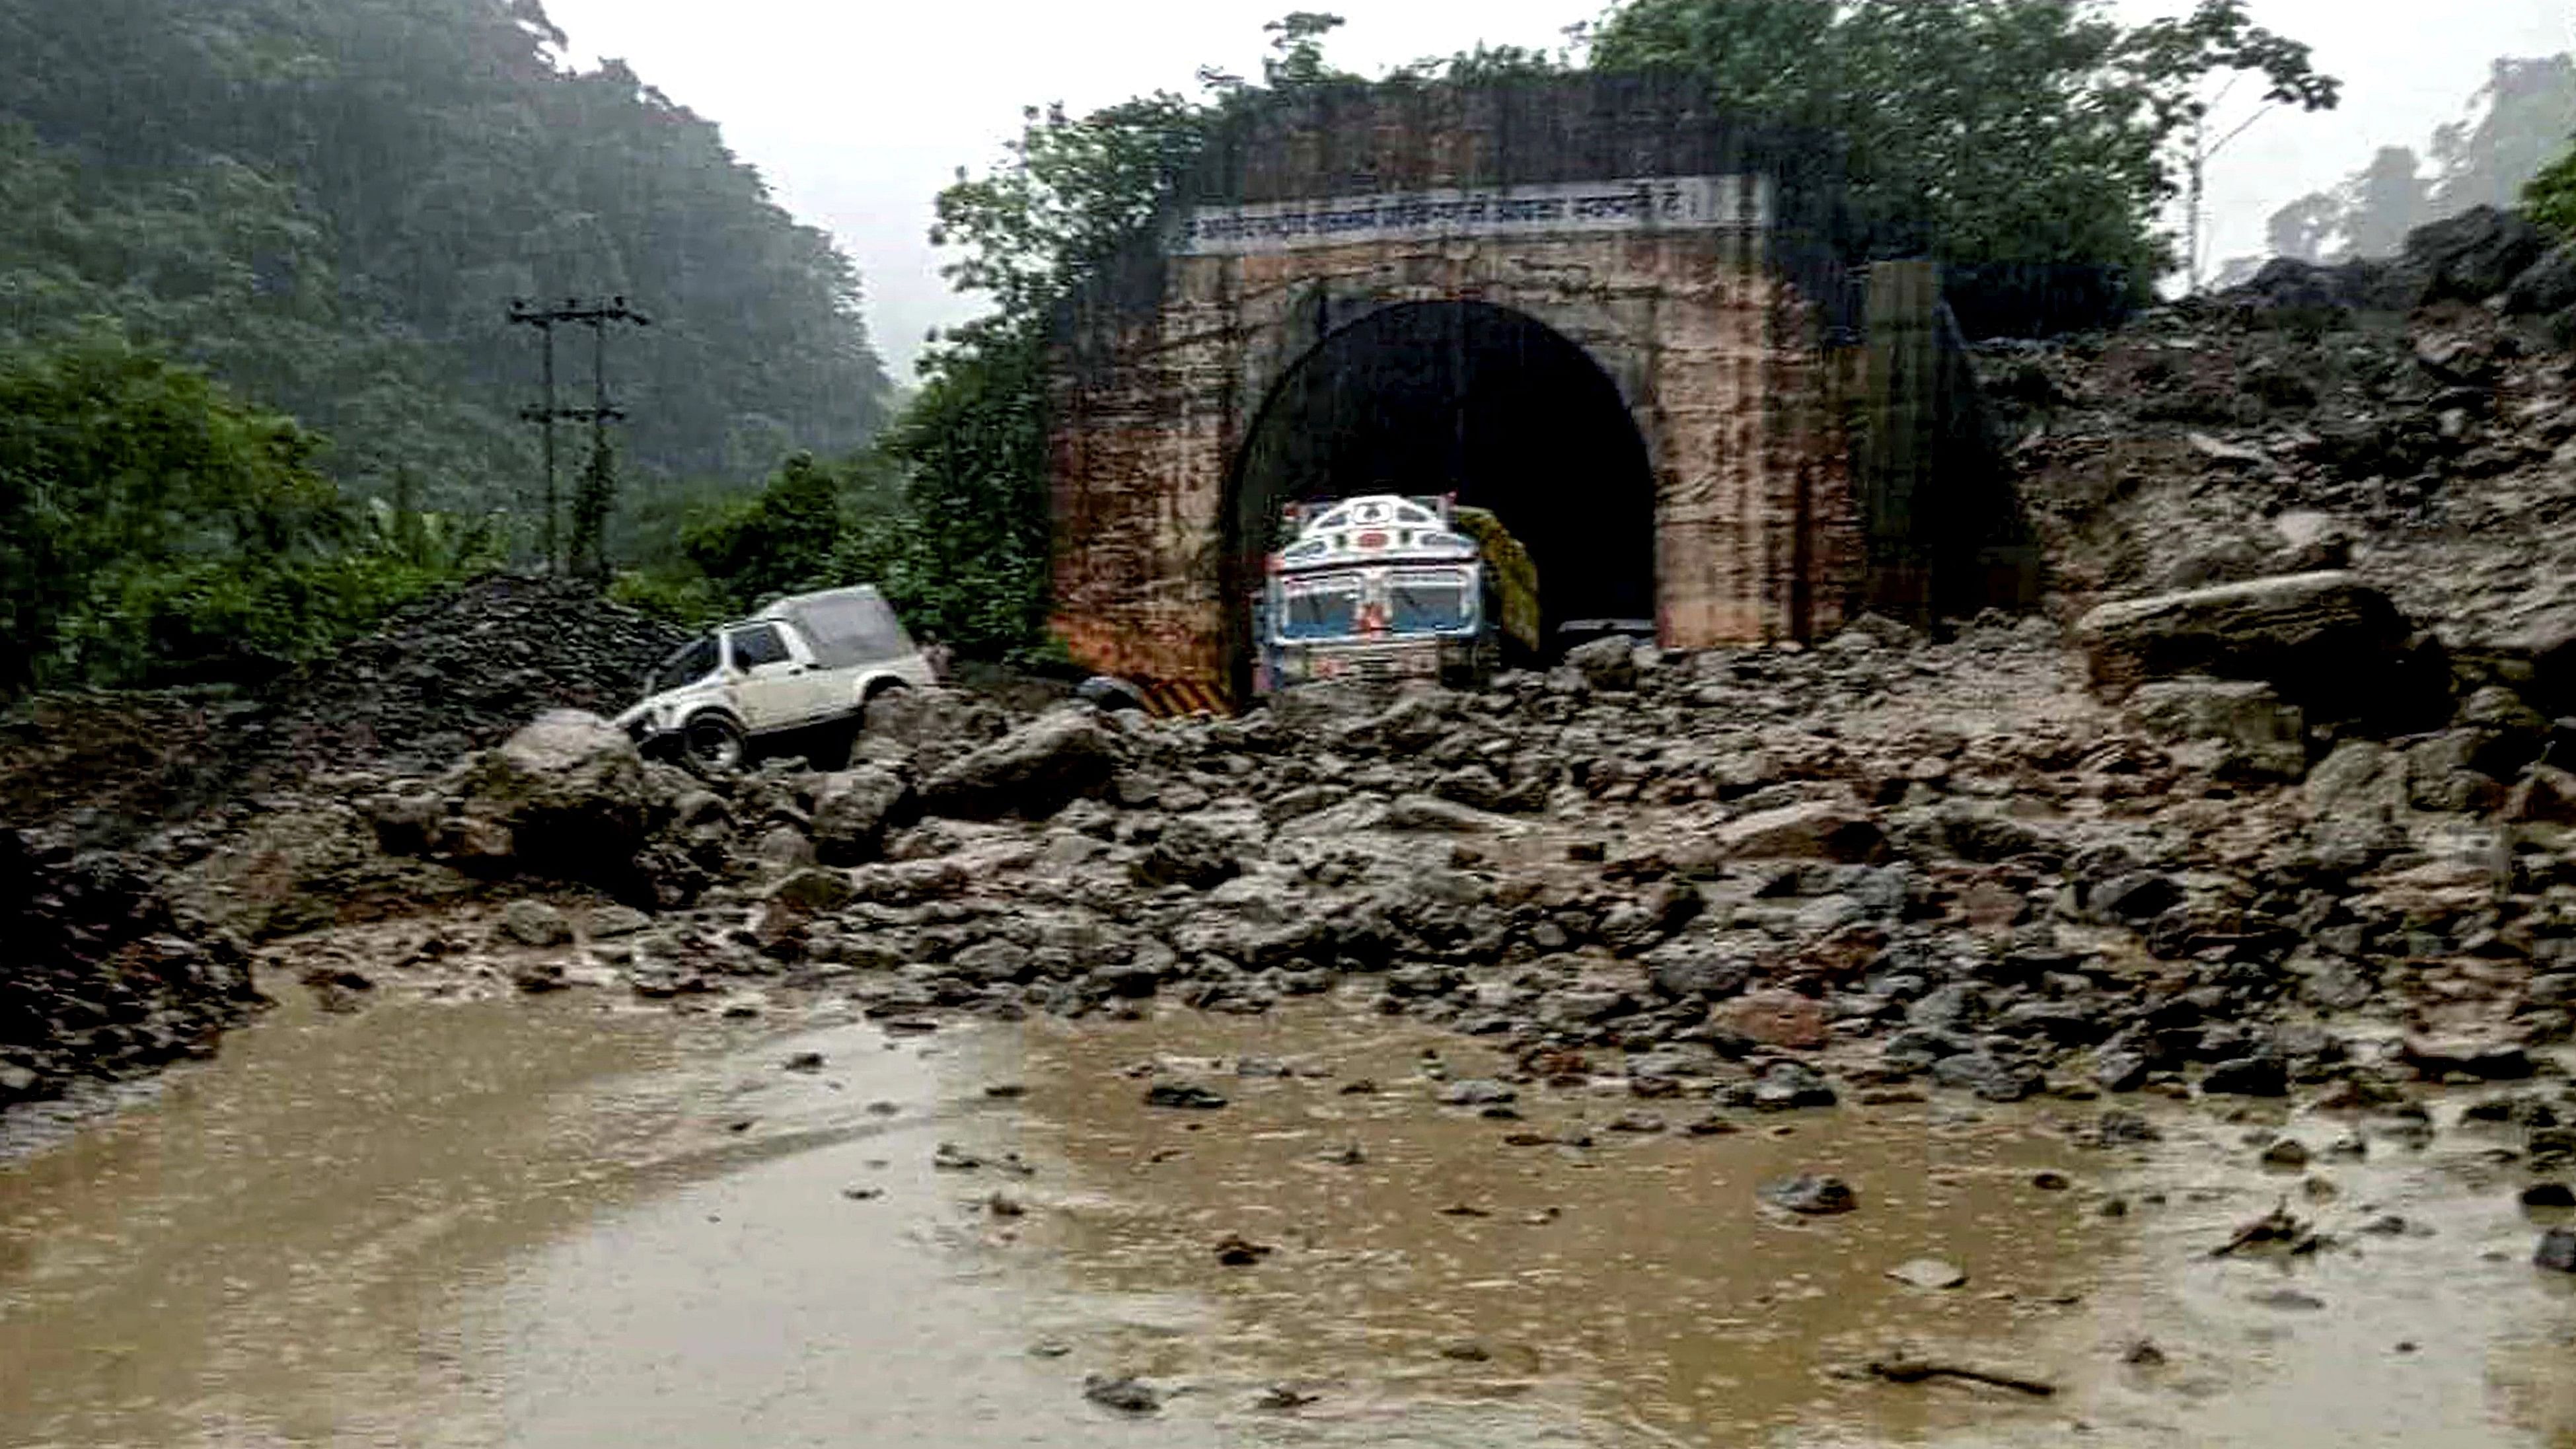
[2528,143,2576,241]
[0,0,893,526]
[0,335,487,692]
[677,453,854,618]
[1588,0,2336,281]
[893,92,1226,655]
[569,435,617,583]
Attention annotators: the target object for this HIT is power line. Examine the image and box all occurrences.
[508,296,651,571]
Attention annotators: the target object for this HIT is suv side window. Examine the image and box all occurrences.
[727,624,792,670]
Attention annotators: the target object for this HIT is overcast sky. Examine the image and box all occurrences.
[539,1,2575,375]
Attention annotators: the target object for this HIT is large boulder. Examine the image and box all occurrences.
[2124,677,2307,780]
[1716,801,1888,864]
[2073,572,2443,727]
[2472,605,2576,718]
[446,710,651,886]
[919,706,1120,819]
[811,766,910,865]
[857,686,1011,778]
[2404,206,2550,307]
[1564,636,1641,692]
[2503,243,2576,317]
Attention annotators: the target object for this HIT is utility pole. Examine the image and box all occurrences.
[509,295,651,571]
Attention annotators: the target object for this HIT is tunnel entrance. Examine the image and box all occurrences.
[1225,301,1658,694]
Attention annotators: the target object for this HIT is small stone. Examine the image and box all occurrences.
[2260,1137,2311,1169]
[1253,1384,1319,1411]
[509,959,568,994]
[499,898,574,947]
[1887,1257,1968,1290]
[2521,1182,2575,1209]
[1082,1374,1161,1414]
[1438,1339,1492,1362]
[2538,1228,2576,1273]
[2250,1288,2328,1311]
[1436,1078,1517,1107]
[2201,1054,2289,1097]
[2032,1171,2072,1191]
[1760,1173,1858,1216]
[1214,1232,1274,1265]
[586,904,651,938]
[782,1051,827,1072]
[1143,1081,1229,1110]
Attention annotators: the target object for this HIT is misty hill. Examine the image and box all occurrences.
[0,0,893,516]
[2262,53,2576,267]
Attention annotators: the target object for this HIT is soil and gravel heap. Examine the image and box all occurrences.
[1997,204,2576,678]
[247,574,686,778]
[0,829,260,1107]
[0,576,687,846]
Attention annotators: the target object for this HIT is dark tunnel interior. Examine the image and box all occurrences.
[1226,301,1658,684]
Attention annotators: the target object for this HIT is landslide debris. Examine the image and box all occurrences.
[0,829,261,1109]
[247,575,686,780]
[0,576,685,849]
[1995,205,2576,691]
[322,597,2567,1125]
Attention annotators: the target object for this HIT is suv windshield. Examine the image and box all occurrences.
[651,635,720,695]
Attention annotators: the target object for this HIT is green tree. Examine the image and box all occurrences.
[0,334,388,689]
[0,0,894,525]
[678,452,851,617]
[904,90,1221,653]
[569,433,618,584]
[2527,142,2576,239]
[1589,0,2337,282]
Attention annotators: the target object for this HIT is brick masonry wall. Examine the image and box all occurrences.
[1050,231,1861,695]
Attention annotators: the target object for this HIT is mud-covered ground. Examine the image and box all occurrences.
[2,967,2568,1448]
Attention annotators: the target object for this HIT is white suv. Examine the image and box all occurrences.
[616,585,936,773]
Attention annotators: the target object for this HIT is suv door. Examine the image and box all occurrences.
[725,624,809,732]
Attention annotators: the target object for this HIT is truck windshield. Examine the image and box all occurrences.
[1389,572,1473,633]
[651,636,720,695]
[1279,577,1361,639]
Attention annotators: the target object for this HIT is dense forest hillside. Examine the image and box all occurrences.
[0,0,893,517]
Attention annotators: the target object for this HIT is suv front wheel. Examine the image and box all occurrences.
[681,712,747,777]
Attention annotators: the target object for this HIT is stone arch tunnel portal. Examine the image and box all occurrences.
[1226,301,1658,687]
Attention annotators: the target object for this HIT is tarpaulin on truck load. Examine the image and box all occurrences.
[1450,506,1540,657]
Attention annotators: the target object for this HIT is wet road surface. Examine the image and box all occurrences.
[2,983,2570,1447]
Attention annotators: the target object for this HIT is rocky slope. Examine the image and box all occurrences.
[1997,205,2576,671]
[0,829,260,1106]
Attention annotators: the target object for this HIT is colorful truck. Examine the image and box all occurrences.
[1254,494,1539,696]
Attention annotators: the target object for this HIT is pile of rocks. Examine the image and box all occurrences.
[244,574,686,780]
[344,600,2571,1120]
[0,829,260,1108]
[1995,206,2576,673]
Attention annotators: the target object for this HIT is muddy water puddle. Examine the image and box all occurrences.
[1002,1012,2113,1446]
[1,984,2570,1448]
